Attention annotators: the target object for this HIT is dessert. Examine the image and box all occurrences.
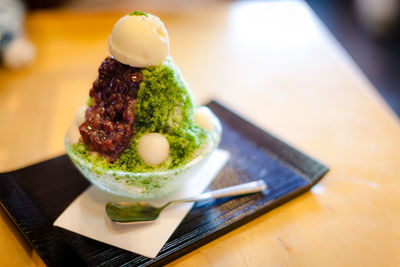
[65,12,221,198]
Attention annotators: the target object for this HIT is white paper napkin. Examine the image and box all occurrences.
[54,149,230,259]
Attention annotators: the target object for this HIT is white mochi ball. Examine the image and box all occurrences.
[194,107,214,131]
[137,133,170,166]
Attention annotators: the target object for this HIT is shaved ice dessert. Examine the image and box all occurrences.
[65,12,221,198]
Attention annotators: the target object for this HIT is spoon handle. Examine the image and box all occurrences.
[173,180,267,204]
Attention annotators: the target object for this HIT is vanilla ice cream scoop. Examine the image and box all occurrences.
[108,12,169,67]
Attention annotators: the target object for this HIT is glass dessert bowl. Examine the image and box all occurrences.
[65,107,221,199]
[64,12,222,199]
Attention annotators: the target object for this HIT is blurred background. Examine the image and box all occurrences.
[1,0,399,116]
[305,0,400,117]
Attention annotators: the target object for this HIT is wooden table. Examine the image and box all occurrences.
[1,1,400,266]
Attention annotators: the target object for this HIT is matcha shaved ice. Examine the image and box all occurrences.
[65,12,221,198]
[71,58,213,173]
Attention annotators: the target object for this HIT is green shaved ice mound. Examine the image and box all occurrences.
[136,57,195,132]
[71,57,212,172]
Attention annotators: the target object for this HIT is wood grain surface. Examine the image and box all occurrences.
[1,1,400,266]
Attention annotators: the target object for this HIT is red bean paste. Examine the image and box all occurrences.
[79,57,143,161]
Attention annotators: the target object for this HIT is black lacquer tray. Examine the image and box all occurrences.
[0,101,328,266]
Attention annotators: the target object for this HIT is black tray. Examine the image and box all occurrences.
[0,101,328,266]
